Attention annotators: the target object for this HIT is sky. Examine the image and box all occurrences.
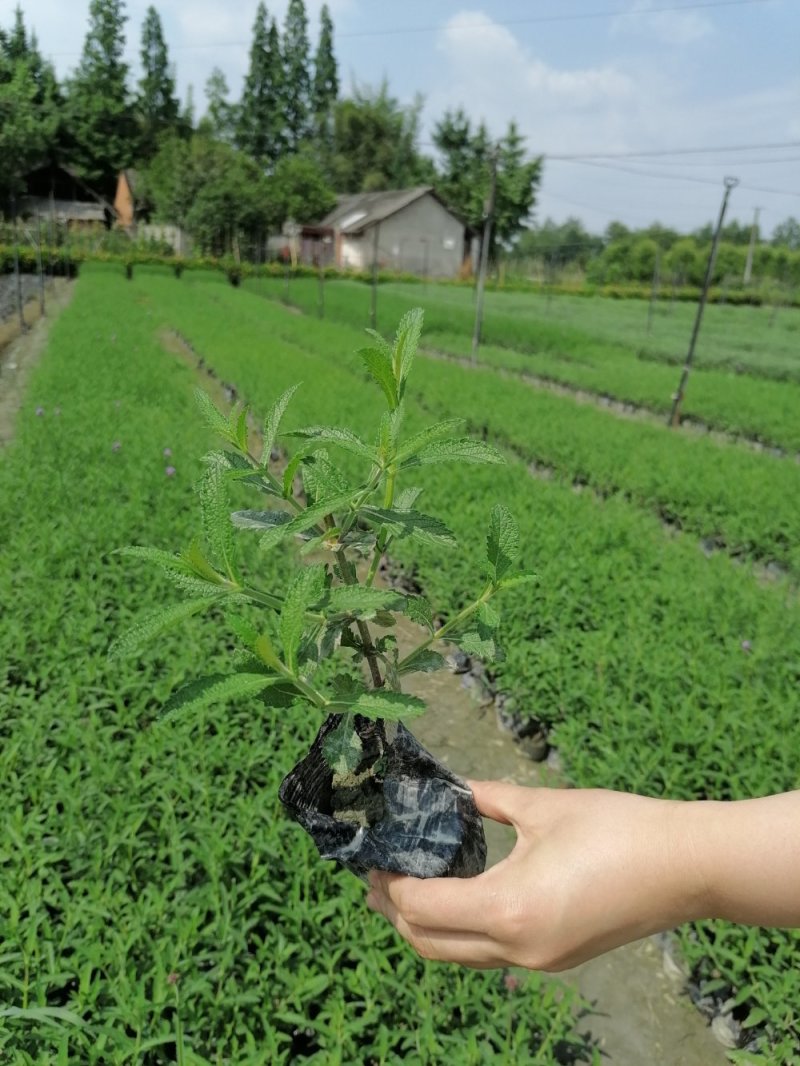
[6,0,800,236]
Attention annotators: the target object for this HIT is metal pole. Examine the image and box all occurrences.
[668,177,738,428]
[370,223,380,331]
[471,147,498,365]
[36,215,46,316]
[11,195,26,333]
[743,206,761,285]
[317,240,325,319]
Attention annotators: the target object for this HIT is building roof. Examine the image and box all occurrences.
[320,186,462,234]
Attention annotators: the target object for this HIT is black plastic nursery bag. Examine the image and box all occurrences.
[279,714,487,880]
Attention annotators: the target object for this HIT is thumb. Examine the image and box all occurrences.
[466,779,527,826]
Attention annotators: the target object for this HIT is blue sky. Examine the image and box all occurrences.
[7,0,800,234]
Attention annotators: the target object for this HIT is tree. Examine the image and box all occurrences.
[266,152,336,228]
[311,4,337,144]
[511,217,602,268]
[433,110,541,253]
[282,0,311,152]
[202,67,235,144]
[237,3,282,165]
[65,0,136,193]
[772,217,800,251]
[137,5,180,160]
[331,81,435,192]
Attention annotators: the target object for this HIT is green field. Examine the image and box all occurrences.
[3,265,800,1061]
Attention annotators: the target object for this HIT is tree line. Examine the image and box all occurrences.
[0,1,541,259]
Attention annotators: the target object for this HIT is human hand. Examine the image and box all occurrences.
[366,780,709,971]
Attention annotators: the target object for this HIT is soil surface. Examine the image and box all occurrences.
[0,279,72,448]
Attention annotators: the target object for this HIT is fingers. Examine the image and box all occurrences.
[367,869,499,935]
[466,778,528,827]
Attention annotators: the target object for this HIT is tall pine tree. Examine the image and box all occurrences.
[237,2,282,165]
[311,4,337,143]
[282,0,311,153]
[66,0,135,192]
[203,67,235,144]
[137,5,180,160]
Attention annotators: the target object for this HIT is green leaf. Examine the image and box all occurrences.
[0,1006,85,1028]
[455,627,504,663]
[195,388,232,441]
[393,307,424,391]
[378,406,404,463]
[395,419,464,463]
[393,486,424,512]
[486,504,520,583]
[199,452,235,576]
[478,600,501,630]
[109,597,220,660]
[403,595,434,633]
[280,565,328,672]
[402,438,505,469]
[159,673,285,724]
[260,384,300,464]
[359,346,397,409]
[282,447,310,499]
[362,507,457,548]
[229,404,249,453]
[398,650,446,676]
[322,717,363,775]
[181,541,227,585]
[347,690,427,721]
[260,492,353,552]
[324,586,405,618]
[284,426,377,462]
[116,545,222,597]
[301,449,351,504]
[498,570,537,590]
[231,509,292,531]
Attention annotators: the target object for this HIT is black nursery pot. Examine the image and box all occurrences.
[279,714,487,880]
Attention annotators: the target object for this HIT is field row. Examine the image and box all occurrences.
[0,272,584,1063]
[246,275,800,451]
[136,269,800,1058]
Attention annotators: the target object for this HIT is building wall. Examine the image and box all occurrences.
[114,175,135,230]
[138,223,192,256]
[339,194,465,277]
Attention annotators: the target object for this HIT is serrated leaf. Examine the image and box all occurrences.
[398,650,446,676]
[498,570,537,590]
[347,690,427,722]
[260,492,353,552]
[403,595,434,633]
[231,509,292,531]
[261,384,300,464]
[378,407,404,463]
[195,388,232,441]
[395,419,464,463]
[321,717,363,775]
[454,628,505,663]
[199,452,235,576]
[228,404,249,453]
[362,507,457,548]
[282,448,309,499]
[402,438,505,469]
[280,565,328,672]
[487,504,520,583]
[117,545,223,597]
[394,486,424,512]
[181,541,226,585]
[159,672,285,724]
[393,307,424,391]
[359,346,397,409]
[284,426,377,462]
[323,586,405,618]
[301,449,351,504]
[109,597,219,660]
[226,613,259,647]
[478,600,501,629]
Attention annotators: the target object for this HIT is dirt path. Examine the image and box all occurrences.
[0,279,73,448]
[162,326,731,1066]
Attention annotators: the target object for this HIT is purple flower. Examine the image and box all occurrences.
[165,465,176,477]
[741,639,752,653]
[35,406,44,417]
[163,447,172,457]
[111,440,122,452]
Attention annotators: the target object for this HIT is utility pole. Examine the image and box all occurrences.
[668,177,738,428]
[471,146,498,365]
[370,223,380,331]
[11,195,26,333]
[743,205,761,285]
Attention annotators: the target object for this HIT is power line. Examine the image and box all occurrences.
[47,0,773,55]
[547,140,800,160]
[556,158,800,199]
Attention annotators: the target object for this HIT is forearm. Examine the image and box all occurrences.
[686,790,800,927]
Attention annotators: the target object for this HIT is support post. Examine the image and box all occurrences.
[370,223,380,331]
[471,146,498,365]
[11,195,26,333]
[36,215,46,316]
[668,177,738,428]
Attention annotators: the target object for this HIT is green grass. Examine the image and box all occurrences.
[138,269,800,1060]
[0,268,590,1064]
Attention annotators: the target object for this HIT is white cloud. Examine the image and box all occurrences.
[610,0,713,45]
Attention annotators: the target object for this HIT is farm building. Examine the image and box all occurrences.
[113,170,192,255]
[315,187,470,277]
[18,163,116,229]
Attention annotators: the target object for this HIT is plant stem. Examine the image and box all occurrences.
[335,548,384,689]
[397,584,494,672]
[365,465,396,588]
